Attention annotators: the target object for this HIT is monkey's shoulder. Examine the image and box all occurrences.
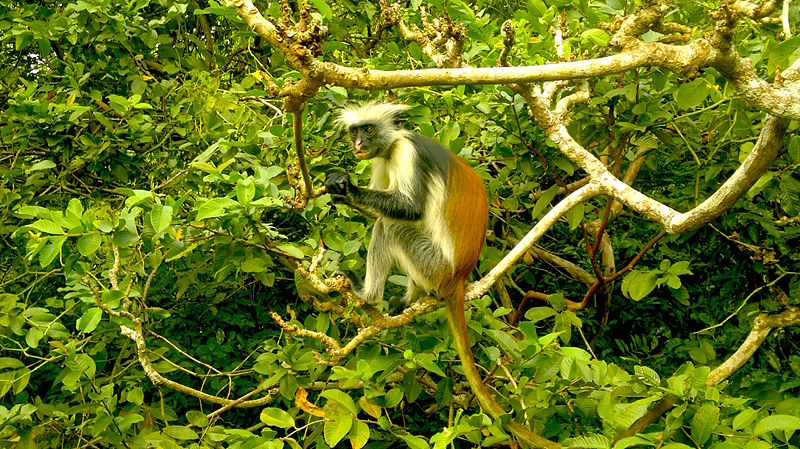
[406,133,456,173]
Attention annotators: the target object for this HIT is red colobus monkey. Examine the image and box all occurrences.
[325,102,500,417]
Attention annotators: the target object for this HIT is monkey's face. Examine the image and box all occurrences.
[348,124,381,159]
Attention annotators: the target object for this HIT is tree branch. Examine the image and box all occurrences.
[707,307,800,385]
[469,181,603,299]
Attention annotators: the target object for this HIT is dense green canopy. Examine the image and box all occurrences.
[1,0,799,447]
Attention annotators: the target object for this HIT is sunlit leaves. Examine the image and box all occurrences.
[622,270,658,301]
[752,414,800,436]
[149,204,173,234]
[320,389,358,415]
[674,79,710,110]
[324,414,352,447]
[77,234,102,256]
[194,198,238,221]
[76,308,102,333]
[690,403,719,446]
[28,219,64,235]
[260,407,295,429]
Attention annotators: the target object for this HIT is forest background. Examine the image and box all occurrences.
[1,0,799,447]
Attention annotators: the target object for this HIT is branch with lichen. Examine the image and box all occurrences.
[380,0,465,68]
[84,245,278,413]
[231,0,800,120]
[286,244,441,364]
[707,307,800,385]
[615,281,800,443]
[285,107,327,209]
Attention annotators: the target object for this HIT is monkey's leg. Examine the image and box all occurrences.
[360,219,394,304]
[390,223,450,303]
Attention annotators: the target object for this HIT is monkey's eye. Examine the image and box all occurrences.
[365,126,373,134]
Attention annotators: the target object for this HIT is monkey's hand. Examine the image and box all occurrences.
[324,171,351,202]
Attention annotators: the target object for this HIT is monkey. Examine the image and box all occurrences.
[324,101,505,419]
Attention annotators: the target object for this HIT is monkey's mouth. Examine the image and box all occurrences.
[354,150,369,158]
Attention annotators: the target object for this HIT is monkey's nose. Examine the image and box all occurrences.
[355,140,362,150]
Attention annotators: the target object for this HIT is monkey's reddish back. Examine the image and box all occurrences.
[444,156,488,287]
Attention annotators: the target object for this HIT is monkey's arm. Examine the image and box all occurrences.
[325,172,424,220]
[346,186,423,220]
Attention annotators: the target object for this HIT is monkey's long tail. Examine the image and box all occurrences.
[445,283,560,449]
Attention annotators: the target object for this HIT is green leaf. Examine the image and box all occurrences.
[525,307,557,323]
[414,353,445,377]
[77,234,102,257]
[580,29,609,46]
[752,414,800,436]
[15,206,50,219]
[562,433,610,448]
[612,435,658,448]
[66,198,84,220]
[634,365,661,386]
[276,243,305,259]
[27,160,57,172]
[260,407,295,429]
[0,358,24,370]
[124,190,154,209]
[68,107,90,122]
[565,203,584,230]
[320,389,358,415]
[195,198,238,221]
[77,307,102,333]
[385,387,404,408]
[39,236,66,267]
[186,410,209,427]
[349,420,370,449]
[164,425,199,440]
[623,271,658,301]
[236,178,255,205]
[150,204,173,234]
[12,367,30,395]
[324,414,353,447]
[732,408,758,431]
[309,0,332,18]
[690,403,719,445]
[747,172,775,198]
[25,327,43,349]
[343,240,361,256]
[434,377,452,406]
[531,185,560,220]
[398,433,430,449]
[485,328,520,354]
[631,133,659,149]
[241,257,267,273]
[29,219,64,234]
[127,387,144,405]
[0,372,14,397]
[675,79,710,110]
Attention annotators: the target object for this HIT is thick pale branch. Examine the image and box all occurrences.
[305,297,439,365]
[526,246,596,285]
[468,182,603,299]
[120,325,277,408]
[733,0,781,18]
[232,0,800,120]
[536,115,789,234]
[666,116,789,232]
[711,45,800,119]
[231,0,296,67]
[707,307,800,386]
[382,2,465,68]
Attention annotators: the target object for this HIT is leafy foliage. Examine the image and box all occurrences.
[1,0,799,448]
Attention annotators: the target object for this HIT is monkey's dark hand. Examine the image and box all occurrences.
[325,171,351,202]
